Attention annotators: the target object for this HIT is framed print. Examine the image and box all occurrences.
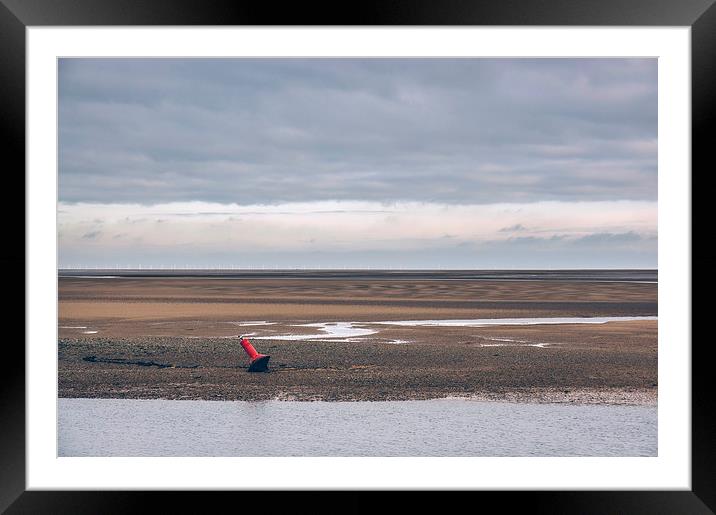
[4,0,714,512]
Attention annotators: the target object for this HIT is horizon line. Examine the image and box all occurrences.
[57,266,658,271]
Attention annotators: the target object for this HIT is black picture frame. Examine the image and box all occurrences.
[3,0,713,512]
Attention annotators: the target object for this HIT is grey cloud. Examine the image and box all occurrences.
[59,58,656,205]
[496,231,648,248]
[499,224,527,232]
[507,234,568,245]
[574,231,644,244]
[82,230,101,239]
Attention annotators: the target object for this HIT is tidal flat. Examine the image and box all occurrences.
[58,271,657,404]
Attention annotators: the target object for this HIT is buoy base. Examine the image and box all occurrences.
[247,354,270,372]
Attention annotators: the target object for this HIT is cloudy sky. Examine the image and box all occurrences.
[58,58,657,269]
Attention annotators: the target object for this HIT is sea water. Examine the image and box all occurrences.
[58,397,656,457]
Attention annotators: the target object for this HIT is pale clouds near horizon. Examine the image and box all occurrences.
[58,58,657,268]
[58,200,657,268]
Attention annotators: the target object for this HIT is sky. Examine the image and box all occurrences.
[58,58,657,269]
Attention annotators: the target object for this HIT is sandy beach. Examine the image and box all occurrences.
[58,274,657,404]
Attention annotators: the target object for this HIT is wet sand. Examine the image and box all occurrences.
[58,276,657,404]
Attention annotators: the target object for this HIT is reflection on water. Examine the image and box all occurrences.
[59,398,656,457]
[237,316,658,343]
[374,316,658,327]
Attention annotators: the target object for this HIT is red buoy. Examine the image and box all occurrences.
[239,335,270,372]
